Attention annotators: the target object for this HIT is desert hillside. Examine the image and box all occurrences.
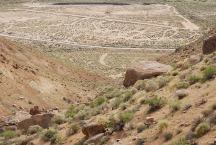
[0,0,216,145]
[0,37,110,117]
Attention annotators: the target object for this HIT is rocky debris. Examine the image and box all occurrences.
[203,35,216,54]
[83,133,105,145]
[195,99,207,107]
[182,104,192,113]
[175,89,188,99]
[123,61,171,87]
[29,106,41,116]
[145,117,155,125]
[17,113,54,131]
[188,54,202,65]
[82,123,106,138]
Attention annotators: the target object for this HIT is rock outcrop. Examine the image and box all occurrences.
[29,106,41,116]
[203,35,216,54]
[123,61,171,87]
[82,123,105,138]
[17,113,54,131]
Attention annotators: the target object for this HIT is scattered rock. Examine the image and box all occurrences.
[182,104,192,113]
[29,106,41,116]
[203,35,216,54]
[195,99,207,107]
[188,54,202,65]
[145,117,155,125]
[82,123,105,138]
[17,113,54,131]
[123,61,171,87]
[84,133,105,145]
[175,89,188,99]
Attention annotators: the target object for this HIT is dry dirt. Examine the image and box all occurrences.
[0,37,110,118]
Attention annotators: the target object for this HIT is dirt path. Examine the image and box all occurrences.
[99,53,109,67]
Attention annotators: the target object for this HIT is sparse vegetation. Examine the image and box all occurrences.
[145,96,166,113]
[195,122,210,138]
[137,123,148,133]
[42,129,61,144]
[27,125,43,135]
[119,111,134,123]
[188,75,200,85]
[176,82,190,89]
[0,130,17,139]
[158,120,168,133]
[202,66,216,81]
[67,124,79,136]
[169,100,181,113]
[172,137,191,145]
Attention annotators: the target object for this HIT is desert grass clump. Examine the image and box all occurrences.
[202,66,216,81]
[119,111,134,124]
[137,123,148,133]
[90,96,107,108]
[163,132,173,141]
[172,137,190,145]
[67,124,79,136]
[188,75,200,85]
[144,80,159,92]
[52,115,66,125]
[195,122,210,138]
[169,100,181,113]
[157,76,171,88]
[27,125,42,135]
[42,129,61,144]
[176,81,190,89]
[145,96,166,113]
[110,97,123,109]
[158,120,168,133]
[0,130,17,139]
[65,105,78,118]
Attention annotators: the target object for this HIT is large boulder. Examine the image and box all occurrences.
[123,61,171,87]
[203,35,216,54]
[82,123,105,138]
[17,113,54,131]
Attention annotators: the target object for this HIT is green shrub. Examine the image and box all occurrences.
[90,96,107,108]
[110,97,123,109]
[42,129,61,143]
[137,124,148,133]
[157,76,170,88]
[122,89,136,102]
[202,66,216,81]
[52,115,66,125]
[145,80,159,92]
[169,100,181,113]
[195,122,210,138]
[176,82,190,89]
[188,75,200,85]
[119,111,134,123]
[172,137,190,145]
[163,132,173,141]
[145,96,166,112]
[67,124,79,136]
[158,120,168,133]
[0,130,17,139]
[65,105,78,118]
[27,125,42,135]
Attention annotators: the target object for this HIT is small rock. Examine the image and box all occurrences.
[182,104,192,113]
[189,54,202,65]
[145,117,155,125]
[175,89,188,99]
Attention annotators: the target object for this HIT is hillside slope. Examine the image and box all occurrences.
[0,37,110,117]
